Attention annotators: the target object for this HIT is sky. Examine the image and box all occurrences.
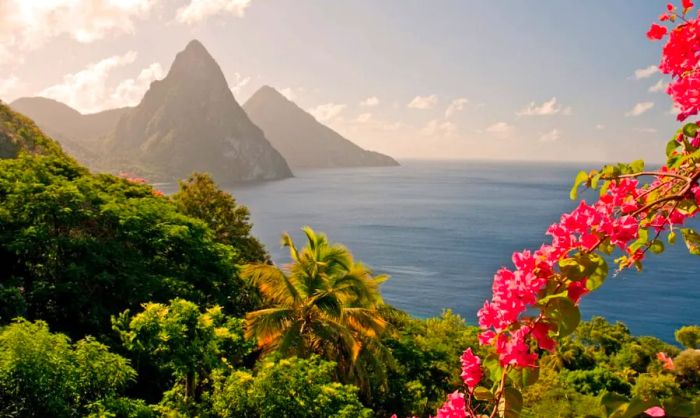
[0,0,682,163]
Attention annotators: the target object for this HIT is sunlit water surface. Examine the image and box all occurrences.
[164,160,699,342]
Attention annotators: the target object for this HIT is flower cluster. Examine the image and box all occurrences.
[435,392,466,418]
[649,1,700,120]
[421,3,700,417]
[459,348,483,391]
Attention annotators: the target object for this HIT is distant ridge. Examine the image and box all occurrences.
[11,40,293,183]
[10,97,127,165]
[244,85,399,169]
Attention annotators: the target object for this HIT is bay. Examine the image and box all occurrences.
[215,160,698,343]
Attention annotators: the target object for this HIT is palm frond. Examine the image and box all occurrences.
[245,307,294,351]
[241,264,301,305]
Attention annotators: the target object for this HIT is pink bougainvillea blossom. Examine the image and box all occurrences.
[459,348,483,391]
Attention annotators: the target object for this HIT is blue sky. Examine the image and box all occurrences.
[0,0,679,163]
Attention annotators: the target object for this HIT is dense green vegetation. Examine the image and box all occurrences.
[0,103,698,417]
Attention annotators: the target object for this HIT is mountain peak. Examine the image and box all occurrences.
[184,39,207,53]
[168,39,225,85]
[250,85,288,102]
[243,86,399,170]
[106,41,292,182]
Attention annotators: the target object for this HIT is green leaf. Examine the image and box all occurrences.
[616,397,658,418]
[683,122,698,138]
[497,387,523,418]
[507,366,539,389]
[681,228,700,255]
[559,253,608,291]
[599,180,611,197]
[628,159,645,173]
[473,386,494,401]
[629,228,649,252]
[668,231,677,245]
[584,253,608,291]
[661,396,698,417]
[538,290,570,305]
[667,138,680,157]
[483,356,504,383]
[546,297,581,337]
[601,392,630,417]
[570,171,589,200]
[559,257,587,281]
[649,239,665,254]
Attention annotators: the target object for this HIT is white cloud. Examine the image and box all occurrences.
[634,65,659,80]
[539,129,561,143]
[636,128,658,133]
[229,72,251,96]
[0,0,157,68]
[0,74,21,100]
[278,87,297,101]
[356,112,372,123]
[39,52,163,113]
[516,97,570,116]
[309,102,346,122]
[382,121,403,131]
[485,122,513,138]
[360,96,379,107]
[625,101,655,117]
[445,97,469,118]
[649,79,668,93]
[111,62,164,108]
[176,0,252,24]
[422,119,457,137]
[407,94,438,109]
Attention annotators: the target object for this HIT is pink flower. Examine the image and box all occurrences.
[580,233,600,251]
[460,348,483,391]
[647,23,668,40]
[645,406,666,417]
[497,328,538,368]
[435,391,466,418]
[478,330,496,345]
[567,279,589,304]
[657,352,675,370]
[683,0,695,11]
[531,322,557,352]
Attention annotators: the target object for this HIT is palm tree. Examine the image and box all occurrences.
[242,226,392,392]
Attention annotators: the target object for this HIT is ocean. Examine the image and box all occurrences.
[216,160,698,343]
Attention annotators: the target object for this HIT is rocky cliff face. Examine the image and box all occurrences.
[244,85,398,169]
[106,40,292,182]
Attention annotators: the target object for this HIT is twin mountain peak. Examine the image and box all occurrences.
[10,39,398,183]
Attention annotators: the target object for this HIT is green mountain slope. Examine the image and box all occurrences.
[0,101,68,159]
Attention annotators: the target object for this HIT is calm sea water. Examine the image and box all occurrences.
[214,160,698,343]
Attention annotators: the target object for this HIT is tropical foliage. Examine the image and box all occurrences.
[2,3,700,416]
[206,356,372,418]
[242,227,391,393]
[172,172,268,263]
[426,2,700,416]
[0,319,138,417]
[0,154,249,339]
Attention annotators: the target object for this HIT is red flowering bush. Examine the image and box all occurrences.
[402,2,700,417]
